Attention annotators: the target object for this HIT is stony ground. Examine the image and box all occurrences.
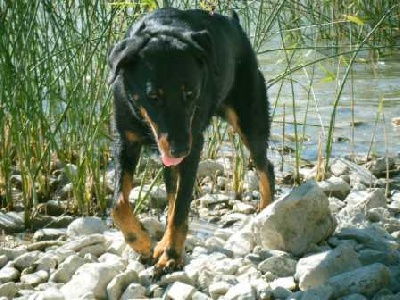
[1,156,400,299]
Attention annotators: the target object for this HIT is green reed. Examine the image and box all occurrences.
[0,0,398,222]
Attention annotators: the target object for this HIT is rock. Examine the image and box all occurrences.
[232,201,256,214]
[196,193,231,208]
[330,159,350,176]
[290,285,334,300]
[366,157,395,177]
[0,256,7,269]
[141,217,165,240]
[0,265,19,283]
[326,263,390,298]
[331,158,377,186]
[13,251,42,270]
[243,170,259,192]
[270,276,296,291]
[38,199,66,216]
[29,288,65,300]
[60,261,124,299]
[335,226,399,251]
[50,255,87,283]
[197,159,224,177]
[258,252,297,277]
[317,176,351,200]
[209,281,233,299]
[346,189,387,210]
[166,281,196,300]
[295,244,361,290]
[20,270,49,286]
[107,269,139,300]
[252,180,336,256]
[35,254,58,272]
[224,282,256,300]
[0,211,24,233]
[159,271,194,286]
[119,283,146,300]
[33,228,67,241]
[0,282,17,299]
[192,291,210,300]
[66,217,107,237]
[224,223,254,257]
[358,249,399,266]
[62,233,106,251]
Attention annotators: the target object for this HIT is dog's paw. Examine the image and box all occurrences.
[152,242,183,279]
[153,254,183,279]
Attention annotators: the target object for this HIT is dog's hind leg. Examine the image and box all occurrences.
[153,135,204,277]
[223,71,275,211]
[111,134,151,259]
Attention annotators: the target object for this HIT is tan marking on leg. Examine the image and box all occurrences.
[257,170,272,211]
[153,170,187,274]
[224,107,250,148]
[124,131,141,143]
[111,173,151,257]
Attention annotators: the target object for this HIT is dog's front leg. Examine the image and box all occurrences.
[153,135,204,277]
[111,134,151,260]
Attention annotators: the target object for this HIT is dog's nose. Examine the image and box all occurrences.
[170,144,190,158]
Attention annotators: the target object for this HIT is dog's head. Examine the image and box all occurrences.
[108,30,211,166]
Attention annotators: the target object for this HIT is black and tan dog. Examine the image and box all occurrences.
[108,8,275,275]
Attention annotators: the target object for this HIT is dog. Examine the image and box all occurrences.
[108,8,275,276]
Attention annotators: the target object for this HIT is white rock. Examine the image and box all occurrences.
[252,181,336,256]
[295,244,361,290]
[34,255,58,272]
[159,271,194,286]
[317,176,351,200]
[232,201,256,214]
[0,282,16,299]
[20,270,49,286]
[50,254,86,283]
[326,263,390,298]
[29,289,65,300]
[166,281,196,300]
[14,251,42,270]
[208,281,232,299]
[0,255,7,269]
[0,265,19,284]
[224,223,254,257]
[258,255,297,277]
[119,283,146,300]
[197,159,224,177]
[62,234,105,252]
[196,193,231,208]
[224,282,256,300]
[66,217,107,237]
[60,261,124,299]
[107,269,139,300]
[243,170,259,192]
[335,225,399,251]
[270,276,296,290]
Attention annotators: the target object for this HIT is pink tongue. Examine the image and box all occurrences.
[161,155,184,167]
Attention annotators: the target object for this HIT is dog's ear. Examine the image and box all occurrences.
[184,30,213,65]
[107,35,149,84]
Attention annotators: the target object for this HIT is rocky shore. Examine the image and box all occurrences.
[1,156,400,299]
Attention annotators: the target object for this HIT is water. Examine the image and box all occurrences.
[260,50,400,161]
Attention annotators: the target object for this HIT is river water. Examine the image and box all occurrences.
[260,50,400,161]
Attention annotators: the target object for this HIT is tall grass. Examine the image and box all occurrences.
[0,0,399,223]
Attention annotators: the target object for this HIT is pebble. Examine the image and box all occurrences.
[0,156,399,299]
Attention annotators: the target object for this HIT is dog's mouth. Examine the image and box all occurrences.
[160,154,184,167]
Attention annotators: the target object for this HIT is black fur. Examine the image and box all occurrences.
[108,8,275,268]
